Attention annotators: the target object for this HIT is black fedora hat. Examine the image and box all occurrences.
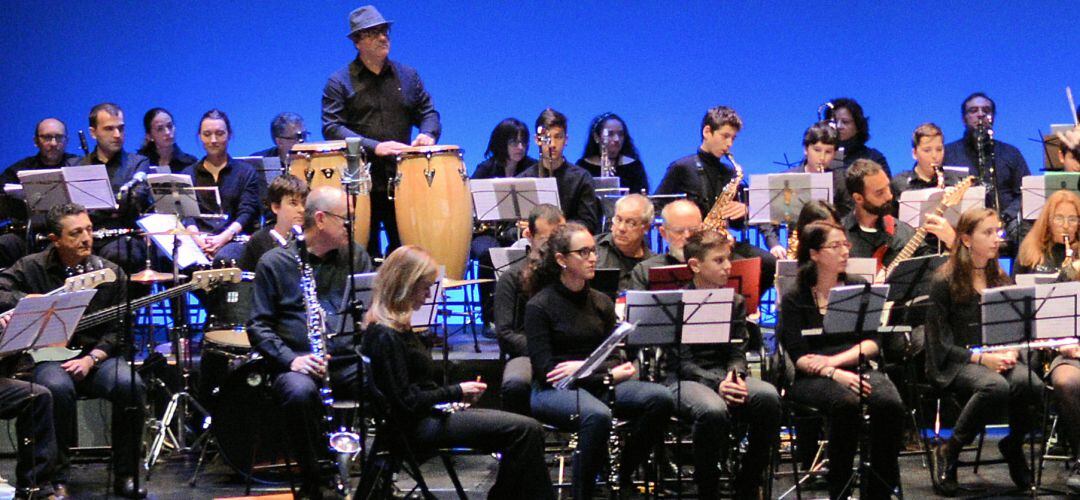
[347,5,392,38]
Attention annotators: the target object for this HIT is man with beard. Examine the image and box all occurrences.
[943,93,1029,238]
[628,199,703,290]
[843,159,954,270]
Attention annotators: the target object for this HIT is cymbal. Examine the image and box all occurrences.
[131,269,185,283]
[442,278,494,289]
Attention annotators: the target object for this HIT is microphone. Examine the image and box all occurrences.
[78,130,89,155]
[344,137,362,184]
[116,171,147,201]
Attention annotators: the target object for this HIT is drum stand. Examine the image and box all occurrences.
[145,232,211,474]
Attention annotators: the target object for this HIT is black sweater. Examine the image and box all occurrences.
[776,274,878,373]
[361,322,463,425]
[525,281,617,390]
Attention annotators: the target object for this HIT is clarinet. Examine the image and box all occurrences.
[537,125,553,178]
[294,229,361,492]
[599,128,616,177]
[605,372,623,495]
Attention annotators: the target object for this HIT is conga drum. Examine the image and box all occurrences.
[392,145,473,279]
[289,141,371,246]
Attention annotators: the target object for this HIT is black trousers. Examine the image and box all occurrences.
[789,370,904,499]
[943,362,1044,445]
[411,408,554,499]
[0,378,57,496]
[269,358,361,490]
[32,358,145,481]
[367,189,400,259]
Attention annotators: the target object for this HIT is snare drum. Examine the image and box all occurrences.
[289,141,372,246]
[392,145,473,279]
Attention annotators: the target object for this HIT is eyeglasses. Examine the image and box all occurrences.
[37,134,66,143]
[276,131,310,141]
[322,211,348,222]
[1052,215,1080,226]
[612,215,646,229]
[965,106,993,115]
[565,246,597,258]
[359,25,391,39]
[821,241,852,251]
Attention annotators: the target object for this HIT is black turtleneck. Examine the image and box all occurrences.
[524,280,617,390]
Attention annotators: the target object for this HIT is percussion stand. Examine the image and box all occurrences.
[144,203,211,473]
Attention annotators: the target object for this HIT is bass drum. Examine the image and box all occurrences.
[289,141,372,246]
[393,145,473,279]
[201,350,292,484]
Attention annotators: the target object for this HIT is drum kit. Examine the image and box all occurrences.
[165,141,478,482]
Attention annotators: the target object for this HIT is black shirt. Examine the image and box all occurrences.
[836,139,891,177]
[472,156,536,180]
[943,133,1030,221]
[595,232,654,291]
[0,248,126,356]
[238,226,290,272]
[78,150,151,230]
[246,242,373,371]
[0,153,80,224]
[515,160,602,234]
[525,281,617,390]
[777,274,877,369]
[180,156,262,234]
[136,144,198,171]
[250,146,282,159]
[1015,243,1067,275]
[841,212,928,268]
[628,253,682,291]
[322,58,441,189]
[493,259,528,358]
[576,157,650,194]
[925,275,981,387]
[890,166,964,197]
[360,322,463,426]
[664,284,749,386]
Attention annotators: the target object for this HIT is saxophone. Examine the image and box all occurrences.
[599,128,616,177]
[787,228,799,260]
[295,232,361,493]
[702,153,744,234]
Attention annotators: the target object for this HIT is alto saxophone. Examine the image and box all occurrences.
[787,228,799,260]
[295,231,361,494]
[702,153,744,234]
[599,128,616,177]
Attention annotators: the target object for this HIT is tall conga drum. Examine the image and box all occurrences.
[289,141,371,246]
[393,145,473,279]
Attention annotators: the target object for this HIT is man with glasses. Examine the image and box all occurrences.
[252,112,308,164]
[516,108,601,234]
[0,118,80,267]
[944,92,1030,246]
[322,5,441,258]
[596,193,655,290]
[247,186,373,498]
[628,199,703,290]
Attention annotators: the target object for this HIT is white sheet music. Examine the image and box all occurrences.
[489,247,527,280]
[0,290,96,356]
[748,173,834,224]
[61,165,117,209]
[1022,174,1080,220]
[137,213,211,269]
[682,288,735,344]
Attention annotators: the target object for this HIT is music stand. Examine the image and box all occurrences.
[137,214,210,269]
[489,247,527,281]
[234,156,284,186]
[727,257,761,312]
[881,254,948,325]
[0,290,96,357]
[1021,173,1080,220]
[747,172,833,225]
[19,165,117,225]
[554,322,637,391]
[470,177,561,223]
[647,264,692,291]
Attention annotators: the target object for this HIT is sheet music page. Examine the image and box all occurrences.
[0,290,97,355]
[489,247,527,280]
[62,165,117,210]
[1034,281,1080,340]
[682,287,734,344]
[17,169,66,213]
[137,213,210,269]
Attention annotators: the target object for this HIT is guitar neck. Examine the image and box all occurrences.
[884,203,948,277]
[76,282,197,332]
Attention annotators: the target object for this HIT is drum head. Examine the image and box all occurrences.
[204,329,251,349]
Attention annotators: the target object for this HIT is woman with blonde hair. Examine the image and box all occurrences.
[925,207,1044,495]
[1015,189,1080,274]
[360,245,554,499]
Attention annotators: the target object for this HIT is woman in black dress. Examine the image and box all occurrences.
[576,112,649,194]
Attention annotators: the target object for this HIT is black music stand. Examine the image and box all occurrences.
[882,254,948,326]
[470,177,561,224]
[489,247,527,281]
[555,322,638,391]
[816,283,896,499]
[977,282,1080,497]
[19,165,117,229]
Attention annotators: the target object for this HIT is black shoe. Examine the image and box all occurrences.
[933,438,960,496]
[998,435,1033,490]
[113,476,147,499]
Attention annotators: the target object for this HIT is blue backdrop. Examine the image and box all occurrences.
[2,1,1078,184]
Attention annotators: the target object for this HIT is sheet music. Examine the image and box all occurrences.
[748,173,833,224]
[489,247,527,280]
[1022,173,1080,220]
[137,213,210,268]
[62,165,117,209]
[682,288,735,344]
[0,290,96,356]
[18,169,68,213]
[1034,281,1080,340]
[411,266,446,328]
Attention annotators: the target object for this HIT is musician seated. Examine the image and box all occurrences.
[79,103,152,274]
[238,174,309,272]
[246,187,373,497]
[515,108,602,234]
[823,97,891,176]
[361,246,554,499]
[628,199,703,290]
[596,194,655,290]
[180,109,261,264]
[493,204,563,415]
[0,374,59,499]
[1016,190,1080,275]
[1048,343,1080,492]
[250,112,308,164]
[0,203,146,498]
[525,222,674,499]
[472,118,537,180]
[668,229,780,499]
[136,108,198,170]
[891,123,963,197]
[787,121,850,218]
[576,113,650,194]
[0,118,81,269]
[777,221,904,499]
[925,207,1044,496]
[654,105,777,296]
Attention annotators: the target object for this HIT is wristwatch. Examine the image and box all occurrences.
[88,352,104,366]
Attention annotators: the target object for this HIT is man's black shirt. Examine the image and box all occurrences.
[515,160,601,234]
[0,153,79,224]
[78,150,151,230]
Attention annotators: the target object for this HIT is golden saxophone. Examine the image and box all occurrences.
[702,153,744,234]
[787,228,799,260]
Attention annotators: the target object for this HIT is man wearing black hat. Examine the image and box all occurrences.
[321,5,441,258]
